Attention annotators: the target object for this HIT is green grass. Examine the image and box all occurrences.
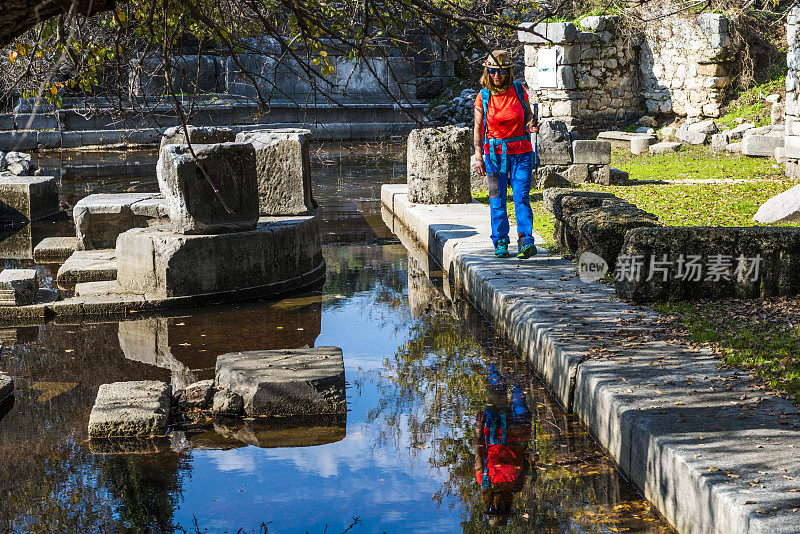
[610,145,783,182]
[655,300,800,403]
[716,74,786,130]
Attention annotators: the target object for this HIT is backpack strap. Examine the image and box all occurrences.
[480,88,491,145]
[512,81,532,142]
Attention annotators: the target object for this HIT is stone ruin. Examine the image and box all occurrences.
[519,12,737,133]
[88,347,347,451]
[544,188,800,303]
[0,126,325,319]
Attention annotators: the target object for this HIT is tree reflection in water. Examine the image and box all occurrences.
[368,257,671,533]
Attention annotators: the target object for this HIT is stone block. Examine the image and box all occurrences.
[726,142,742,154]
[564,163,589,183]
[407,126,472,204]
[73,193,167,250]
[610,168,629,184]
[615,227,800,302]
[649,141,682,154]
[0,374,11,403]
[157,143,259,234]
[741,135,785,157]
[160,125,236,149]
[88,381,171,438]
[537,120,573,165]
[215,347,346,416]
[697,62,729,77]
[0,269,38,305]
[210,415,346,448]
[697,13,728,34]
[556,45,580,65]
[33,236,77,264]
[589,164,611,185]
[785,135,800,159]
[116,215,322,298]
[572,140,610,164]
[753,183,800,223]
[597,131,656,151]
[174,379,214,410]
[518,22,577,44]
[0,176,59,226]
[630,137,651,155]
[556,66,576,89]
[57,250,117,286]
[235,128,315,216]
[212,389,244,415]
[579,16,606,32]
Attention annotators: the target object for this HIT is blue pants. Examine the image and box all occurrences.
[484,151,535,249]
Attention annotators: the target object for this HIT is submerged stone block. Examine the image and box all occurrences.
[211,415,346,448]
[0,176,59,226]
[407,126,472,204]
[0,268,38,306]
[74,193,167,250]
[33,236,77,264]
[116,215,322,298]
[157,143,259,234]
[215,347,346,416]
[235,129,315,216]
[88,380,171,438]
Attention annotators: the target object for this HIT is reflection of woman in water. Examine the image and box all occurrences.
[473,364,535,526]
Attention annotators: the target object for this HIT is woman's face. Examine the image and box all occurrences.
[488,67,507,86]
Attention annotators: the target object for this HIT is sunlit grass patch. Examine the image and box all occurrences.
[656,299,800,404]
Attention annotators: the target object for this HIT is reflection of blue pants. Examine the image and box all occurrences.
[487,364,531,427]
[484,151,534,249]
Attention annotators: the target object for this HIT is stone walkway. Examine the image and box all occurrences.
[382,183,800,534]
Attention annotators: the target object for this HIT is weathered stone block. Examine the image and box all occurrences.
[407,126,472,204]
[741,135,785,157]
[538,121,573,165]
[33,236,77,264]
[630,137,651,155]
[212,389,244,415]
[579,16,606,32]
[597,131,657,150]
[649,141,682,154]
[572,140,610,164]
[88,380,171,438]
[556,66,576,89]
[0,176,59,226]
[215,347,346,416]
[784,135,800,159]
[174,379,215,410]
[753,183,800,223]
[116,215,323,298]
[160,125,236,149]
[235,128,315,216]
[570,199,660,270]
[157,143,259,234]
[518,22,577,44]
[588,164,611,185]
[57,250,117,286]
[74,193,167,250]
[615,227,800,302]
[556,45,580,65]
[0,268,38,305]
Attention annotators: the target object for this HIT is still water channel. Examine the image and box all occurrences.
[0,143,672,533]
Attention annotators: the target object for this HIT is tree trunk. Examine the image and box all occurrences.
[0,0,115,47]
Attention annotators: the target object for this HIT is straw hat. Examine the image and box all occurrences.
[482,50,513,68]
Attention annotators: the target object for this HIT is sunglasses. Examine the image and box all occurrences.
[487,68,507,75]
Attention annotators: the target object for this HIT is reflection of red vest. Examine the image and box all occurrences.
[475,444,525,485]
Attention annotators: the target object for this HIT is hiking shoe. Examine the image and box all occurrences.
[517,244,536,259]
[494,238,509,258]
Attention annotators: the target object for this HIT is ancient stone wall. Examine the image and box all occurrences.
[518,11,737,131]
[640,12,736,118]
[520,18,642,132]
[785,6,800,178]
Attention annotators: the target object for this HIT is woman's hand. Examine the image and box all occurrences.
[527,121,541,134]
[474,152,486,176]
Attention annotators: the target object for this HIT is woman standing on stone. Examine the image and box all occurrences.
[473,50,539,259]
